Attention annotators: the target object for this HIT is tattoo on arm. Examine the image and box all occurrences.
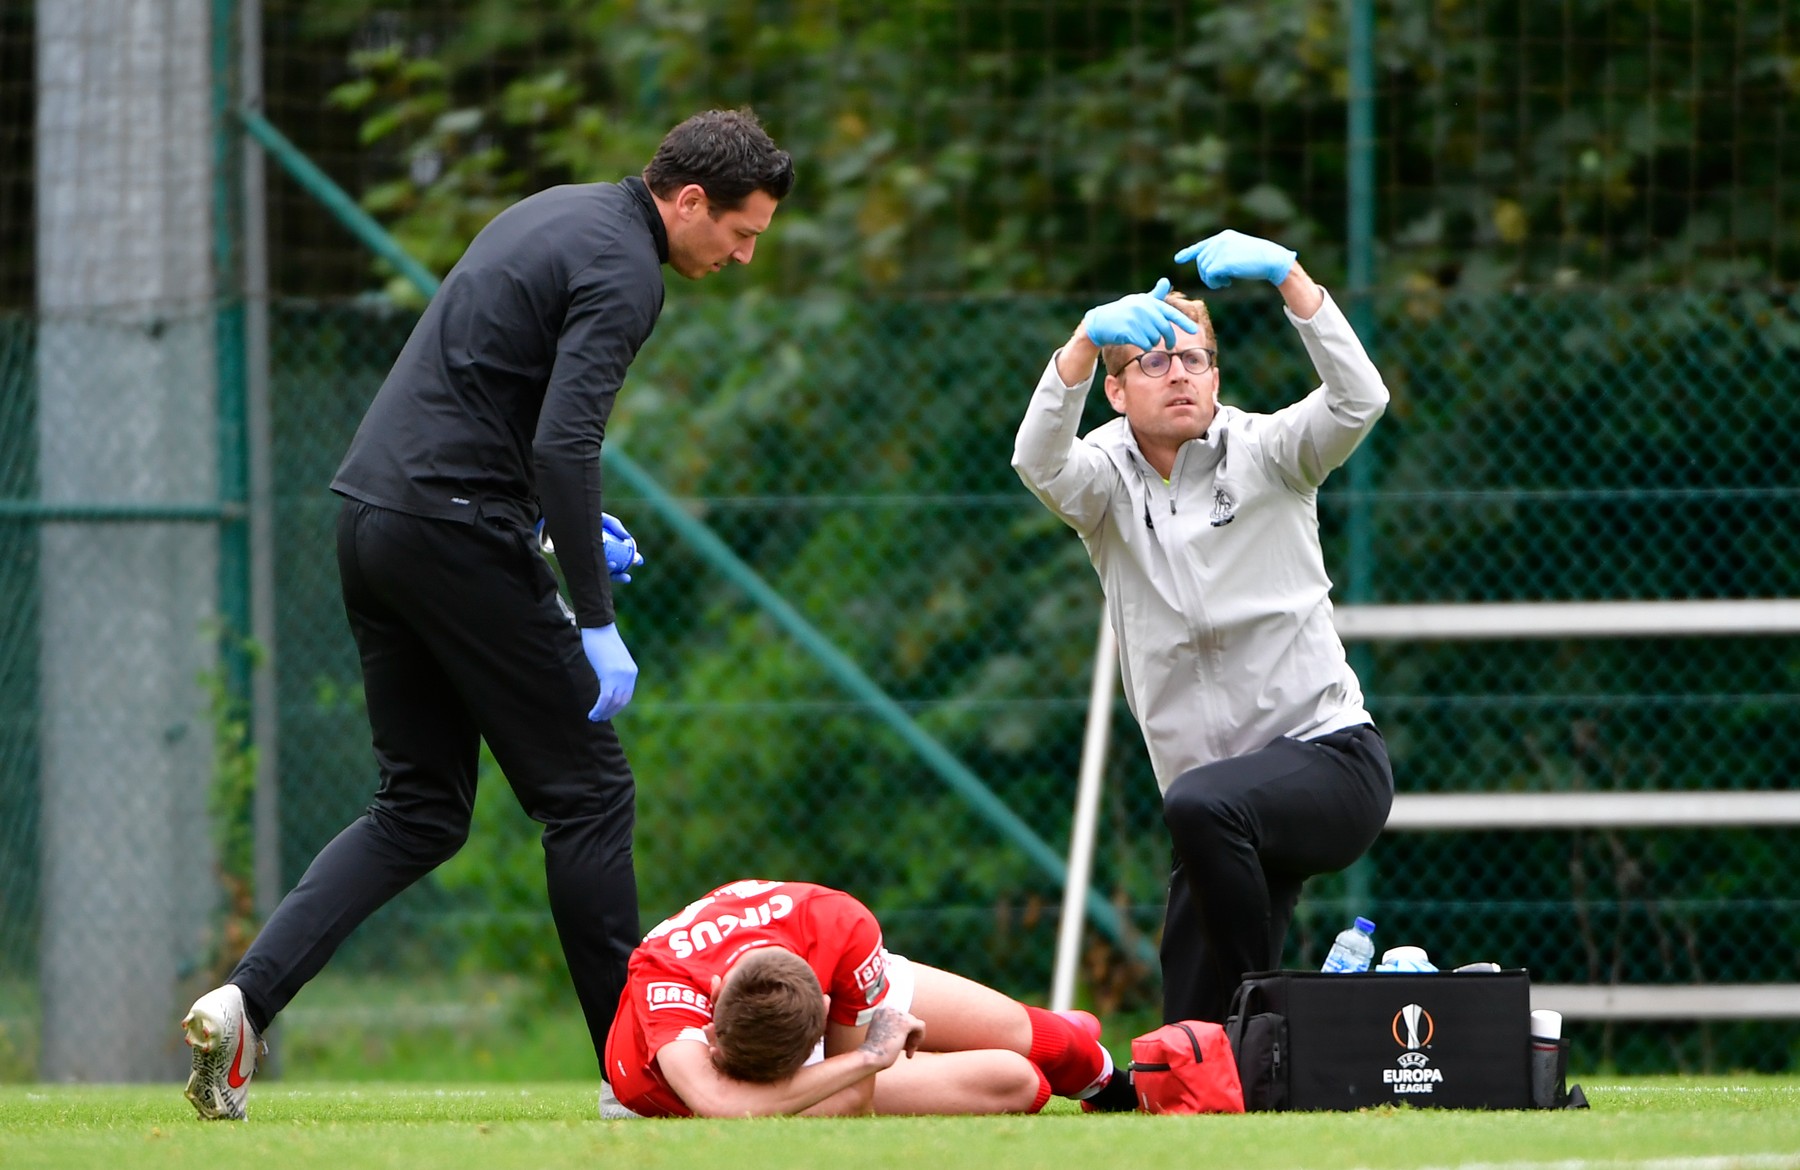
[859,1010,902,1057]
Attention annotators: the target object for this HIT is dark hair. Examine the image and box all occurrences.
[709,948,825,1084]
[643,108,795,210]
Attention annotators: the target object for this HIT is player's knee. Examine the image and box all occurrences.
[541,805,634,859]
[413,822,470,866]
[997,1052,1049,1114]
[1161,773,1240,848]
[530,773,635,832]
[369,806,471,866]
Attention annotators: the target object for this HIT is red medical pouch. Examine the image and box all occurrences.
[1129,1020,1246,1114]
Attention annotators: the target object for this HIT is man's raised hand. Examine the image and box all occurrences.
[1175,229,1297,289]
[1081,278,1199,351]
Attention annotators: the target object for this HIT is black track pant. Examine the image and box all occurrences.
[1158,723,1393,1024]
[231,500,640,1068]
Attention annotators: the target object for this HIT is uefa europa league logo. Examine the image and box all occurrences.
[1393,1003,1434,1050]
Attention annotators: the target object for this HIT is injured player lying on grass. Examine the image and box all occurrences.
[601,879,1140,1118]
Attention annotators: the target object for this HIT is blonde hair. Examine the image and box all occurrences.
[710,948,827,1084]
[1102,292,1216,376]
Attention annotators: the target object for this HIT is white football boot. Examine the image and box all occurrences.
[182,985,266,1120]
[598,1080,644,1120]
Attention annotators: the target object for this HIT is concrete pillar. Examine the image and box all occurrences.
[35,0,220,1081]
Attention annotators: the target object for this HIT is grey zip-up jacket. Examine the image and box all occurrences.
[1012,289,1388,792]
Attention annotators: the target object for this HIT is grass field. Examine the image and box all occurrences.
[3,1079,1798,1170]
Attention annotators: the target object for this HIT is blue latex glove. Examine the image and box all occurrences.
[1174,229,1297,289]
[536,515,644,585]
[600,512,644,584]
[581,623,638,722]
[1080,277,1199,351]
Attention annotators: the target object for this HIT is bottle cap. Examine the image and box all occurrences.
[1354,917,1376,934]
[1530,1009,1562,1040]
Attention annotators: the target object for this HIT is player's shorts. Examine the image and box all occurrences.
[805,949,913,1067]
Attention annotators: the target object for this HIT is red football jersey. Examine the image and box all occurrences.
[604,880,889,1117]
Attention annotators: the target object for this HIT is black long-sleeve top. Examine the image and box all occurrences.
[333,176,668,627]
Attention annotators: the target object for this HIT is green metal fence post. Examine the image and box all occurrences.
[239,0,283,924]
[1343,0,1378,922]
[1346,0,1377,609]
[213,0,250,695]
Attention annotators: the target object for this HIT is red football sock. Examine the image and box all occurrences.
[1023,1005,1110,1098]
[1028,1064,1053,1114]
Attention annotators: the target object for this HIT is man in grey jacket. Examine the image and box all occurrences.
[1012,229,1394,1024]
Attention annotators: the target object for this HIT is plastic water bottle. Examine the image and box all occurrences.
[1321,917,1376,973]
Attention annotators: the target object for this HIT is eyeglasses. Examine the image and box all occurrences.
[1124,347,1217,378]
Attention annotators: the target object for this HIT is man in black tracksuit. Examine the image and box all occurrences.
[180,109,794,1121]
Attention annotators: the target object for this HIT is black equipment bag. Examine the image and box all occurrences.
[1224,969,1532,1111]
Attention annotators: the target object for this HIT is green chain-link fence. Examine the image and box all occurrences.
[4,286,1799,1078]
[6,287,1800,1076]
[6,0,1799,1090]
[21,282,1792,1072]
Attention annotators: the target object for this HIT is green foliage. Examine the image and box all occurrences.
[326,44,517,304]
[300,0,1796,297]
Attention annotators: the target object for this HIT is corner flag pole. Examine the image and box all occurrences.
[1051,607,1119,1010]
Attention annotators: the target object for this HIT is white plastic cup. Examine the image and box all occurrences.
[1381,945,1431,967]
[1530,1009,1563,1041]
